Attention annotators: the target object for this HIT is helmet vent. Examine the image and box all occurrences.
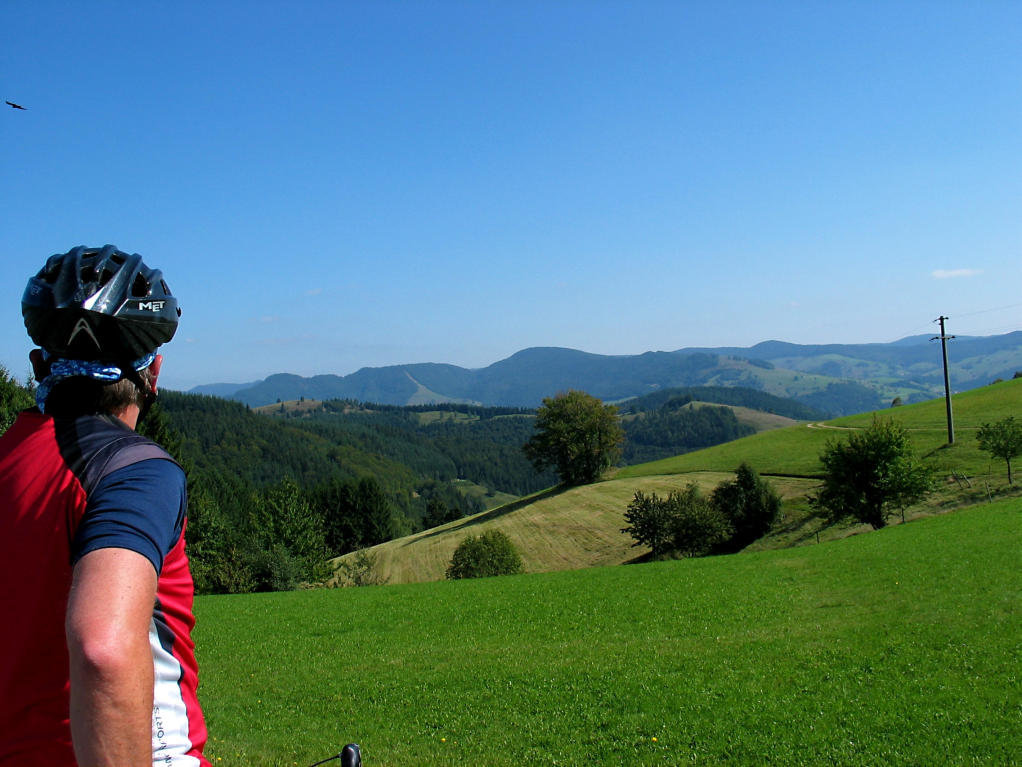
[131,272,150,298]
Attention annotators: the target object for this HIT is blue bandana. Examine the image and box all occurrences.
[35,352,157,413]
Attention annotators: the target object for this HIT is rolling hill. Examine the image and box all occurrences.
[195,331,1022,417]
[335,378,1022,585]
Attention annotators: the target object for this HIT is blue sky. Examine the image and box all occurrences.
[3,1,1020,391]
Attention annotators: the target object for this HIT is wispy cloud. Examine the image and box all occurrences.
[257,334,316,346]
[932,269,982,279]
[305,288,323,296]
[259,315,279,324]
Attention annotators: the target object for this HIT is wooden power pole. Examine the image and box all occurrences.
[932,316,956,444]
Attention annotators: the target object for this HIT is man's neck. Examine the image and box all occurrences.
[112,405,140,431]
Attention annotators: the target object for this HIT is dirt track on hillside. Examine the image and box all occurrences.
[805,422,969,432]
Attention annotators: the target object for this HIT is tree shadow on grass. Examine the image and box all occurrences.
[768,508,835,546]
[402,485,571,545]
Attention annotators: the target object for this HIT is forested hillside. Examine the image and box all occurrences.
[156,392,541,592]
[213,331,1022,416]
[283,400,550,497]
[617,385,826,420]
[622,404,754,464]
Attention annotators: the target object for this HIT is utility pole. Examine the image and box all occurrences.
[932,316,955,444]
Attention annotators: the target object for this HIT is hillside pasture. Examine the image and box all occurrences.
[340,379,1021,586]
[622,378,1022,482]
[253,398,328,415]
[630,400,800,434]
[197,500,1021,766]
[338,472,825,586]
[617,425,834,479]
[725,403,799,432]
[335,474,745,585]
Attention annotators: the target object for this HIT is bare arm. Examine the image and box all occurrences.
[66,548,157,767]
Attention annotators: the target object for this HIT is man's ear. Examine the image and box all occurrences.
[148,354,163,393]
[29,349,49,382]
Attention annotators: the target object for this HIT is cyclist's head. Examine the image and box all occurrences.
[23,244,179,361]
[22,245,181,417]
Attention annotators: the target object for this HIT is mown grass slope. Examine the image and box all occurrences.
[339,379,1021,585]
[622,377,1022,479]
[197,498,1021,766]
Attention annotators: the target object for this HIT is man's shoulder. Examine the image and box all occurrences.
[56,413,180,495]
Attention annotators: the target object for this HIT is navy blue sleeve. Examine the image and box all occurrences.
[71,458,187,574]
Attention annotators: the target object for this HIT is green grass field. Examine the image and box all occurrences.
[196,498,1021,766]
[619,378,1022,480]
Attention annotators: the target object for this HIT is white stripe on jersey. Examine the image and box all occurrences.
[150,618,200,767]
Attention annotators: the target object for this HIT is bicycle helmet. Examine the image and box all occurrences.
[22,245,180,362]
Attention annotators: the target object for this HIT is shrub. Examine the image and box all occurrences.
[710,463,781,552]
[446,530,523,580]
[249,542,305,592]
[622,485,732,559]
[336,548,389,587]
[668,484,733,557]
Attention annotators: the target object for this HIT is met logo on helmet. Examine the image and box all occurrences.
[138,300,166,312]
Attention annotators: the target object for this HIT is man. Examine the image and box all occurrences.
[0,246,209,766]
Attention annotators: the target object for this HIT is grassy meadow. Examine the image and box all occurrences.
[622,378,1022,480]
[195,498,1021,766]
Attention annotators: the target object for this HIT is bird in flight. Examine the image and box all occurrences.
[6,101,27,110]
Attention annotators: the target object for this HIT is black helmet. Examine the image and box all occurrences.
[22,244,180,362]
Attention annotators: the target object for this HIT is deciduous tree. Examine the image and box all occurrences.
[0,365,32,434]
[710,463,781,551]
[812,418,931,529]
[977,416,1022,485]
[523,390,623,486]
[249,477,330,590]
[621,491,676,557]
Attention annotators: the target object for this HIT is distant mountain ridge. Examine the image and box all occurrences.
[195,331,1022,417]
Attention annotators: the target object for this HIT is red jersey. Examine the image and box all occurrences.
[0,410,209,766]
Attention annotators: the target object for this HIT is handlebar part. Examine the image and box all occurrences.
[309,743,361,767]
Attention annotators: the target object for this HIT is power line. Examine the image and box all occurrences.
[953,301,1022,319]
[888,301,1021,343]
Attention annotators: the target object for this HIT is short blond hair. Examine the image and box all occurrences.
[43,368,154,418]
